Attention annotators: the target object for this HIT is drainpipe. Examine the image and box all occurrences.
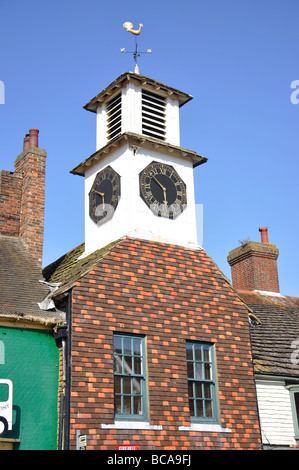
[64,291,72,450]
[54,290,72,450]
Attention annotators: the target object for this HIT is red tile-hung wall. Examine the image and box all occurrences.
[69,237,262,450]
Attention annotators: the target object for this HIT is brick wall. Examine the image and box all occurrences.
[68,237,262,450]
[227,241,279,293]
[14,147,47,267]
[0,170,23,236]
[0,137,47,267]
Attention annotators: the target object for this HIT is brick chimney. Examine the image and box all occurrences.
[227,228,280,293]
[0,129,46,268]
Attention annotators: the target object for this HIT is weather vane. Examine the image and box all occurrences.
[121,22,151,74]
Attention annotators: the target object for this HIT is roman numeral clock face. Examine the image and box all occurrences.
[139,161,187,219]
[89,165,121,224]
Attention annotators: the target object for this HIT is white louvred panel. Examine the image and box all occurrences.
[107,93,122,140]
[142,90,166,140]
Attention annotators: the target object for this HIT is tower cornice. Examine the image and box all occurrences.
[70,132,207,176]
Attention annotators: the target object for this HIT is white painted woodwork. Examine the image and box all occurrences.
[95,81,180,150]
[255,379,297,446]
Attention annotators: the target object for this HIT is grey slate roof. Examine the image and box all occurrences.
[0,235,60,324]
[240,291,299,378]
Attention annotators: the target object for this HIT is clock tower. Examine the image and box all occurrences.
[71,71,207,257]
[43,28,263,451]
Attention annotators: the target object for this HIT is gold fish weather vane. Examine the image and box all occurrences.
[121,22,151,74]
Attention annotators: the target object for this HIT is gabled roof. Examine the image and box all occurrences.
[0,235,60,324]
[240,291,299,378]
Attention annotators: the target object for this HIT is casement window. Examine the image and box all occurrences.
[186,341,219,422]
[113,333,147,420]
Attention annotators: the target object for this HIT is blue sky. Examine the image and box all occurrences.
[0,0,298,296]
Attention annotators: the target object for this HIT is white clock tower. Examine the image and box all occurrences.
[71,71,207,257]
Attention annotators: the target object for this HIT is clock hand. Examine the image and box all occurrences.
[92,189,105,210]
[152,176,166,192]
[163,188,168,206]
[151,175,168,205]
[92,189,105,197]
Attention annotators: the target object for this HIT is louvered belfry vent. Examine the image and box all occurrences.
[142,89,166,141]
[107,93,122,140]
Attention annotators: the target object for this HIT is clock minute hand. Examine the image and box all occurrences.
[151,176,168,205]
[152,175,166,192]
[163,188,168,206]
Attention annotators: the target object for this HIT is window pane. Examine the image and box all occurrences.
[133,338,142,356]
[188,382,194,398]
[204,363,211,380]
[123,395,132,414]
[187,362,194,378]
[189,399,195,416]
[114,355,122,373]
[203,345,210,362]
[124,337,132,355]
[133,378,141,395]
[204,382,212,399]
[123,376,131,394]
[195,382,203,398]
[205,400,213,417]
[196,400,204,417]
[134,356,142,375]
[195,345,202,361]
[133,396,142,415]
[186,343,193,361]
[114,395,122,414]
[195,362,203,379]
[114,336,122,355]
[124,355,133,374]
[115,376,121,394]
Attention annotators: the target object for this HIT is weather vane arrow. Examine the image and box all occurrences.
[121,22,151,74]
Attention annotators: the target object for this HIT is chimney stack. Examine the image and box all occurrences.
[227,228,280,294]
[0,129,46,268]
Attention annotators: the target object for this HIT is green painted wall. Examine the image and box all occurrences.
[0,326,59,450]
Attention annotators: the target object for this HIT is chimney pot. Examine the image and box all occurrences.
[259,227,269,243]
[29,128,39,148]
[23,133,30,151]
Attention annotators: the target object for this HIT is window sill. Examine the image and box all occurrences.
[102,421,163,430]
[179,423,232,433]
